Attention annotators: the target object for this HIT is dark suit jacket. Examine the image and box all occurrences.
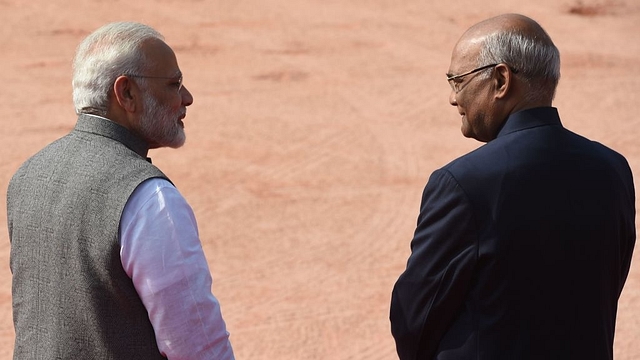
[390,107,636,360]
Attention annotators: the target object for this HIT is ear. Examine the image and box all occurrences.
[492,63,512,100]
[113,75,139,113]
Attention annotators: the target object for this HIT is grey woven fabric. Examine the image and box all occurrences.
[8,115,169,359]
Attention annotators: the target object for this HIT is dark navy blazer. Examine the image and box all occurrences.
[391,107,636,360]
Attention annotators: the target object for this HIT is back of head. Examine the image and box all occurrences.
[72,22,164,116]
[473,14,561,105]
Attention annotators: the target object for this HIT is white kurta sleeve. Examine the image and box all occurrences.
[119,178,234,360]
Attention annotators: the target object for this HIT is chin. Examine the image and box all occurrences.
[167,136,186,149]
[150,134,186,149]
[169,140,186,149]
[460,126,474,139]
[165,128,186,148]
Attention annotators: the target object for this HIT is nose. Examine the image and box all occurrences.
[449,89,458,106]
[181,85,194,106]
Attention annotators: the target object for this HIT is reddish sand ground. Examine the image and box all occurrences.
[1,0,639,359]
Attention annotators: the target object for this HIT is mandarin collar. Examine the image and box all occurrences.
[496,107,563,139]
[74,114,150,160]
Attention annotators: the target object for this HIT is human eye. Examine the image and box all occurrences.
[170,76,183,91]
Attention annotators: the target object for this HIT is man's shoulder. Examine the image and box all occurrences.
[11,133,73,177]
[15,129,150,169]
[439,141,501,175]
[437,124,632,189]
[10,128,167,190]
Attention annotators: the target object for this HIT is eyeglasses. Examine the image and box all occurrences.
[446,64,498,93]
[125,74,184,93]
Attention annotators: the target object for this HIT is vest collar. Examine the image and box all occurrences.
[75,114,150,160]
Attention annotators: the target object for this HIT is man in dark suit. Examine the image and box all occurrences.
[390,13,635,360]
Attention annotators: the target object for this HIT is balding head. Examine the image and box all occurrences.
[447,14,561,142]
[462,14,547,41]
[457,14,561,105]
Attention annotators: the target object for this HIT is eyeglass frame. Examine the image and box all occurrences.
[124,73,184,93]
[446,63,518,93]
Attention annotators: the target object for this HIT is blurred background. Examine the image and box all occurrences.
[1,0,639,358]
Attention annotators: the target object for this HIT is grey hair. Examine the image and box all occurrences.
[477,28,561,103]
[72,22,164,116]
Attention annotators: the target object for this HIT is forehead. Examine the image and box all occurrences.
[140,38,180,75]
[448,35,483,74]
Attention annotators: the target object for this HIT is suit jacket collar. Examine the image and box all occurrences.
[74,114,150,160]
[496,107,563,139]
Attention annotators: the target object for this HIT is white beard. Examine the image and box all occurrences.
[139,93,186,149]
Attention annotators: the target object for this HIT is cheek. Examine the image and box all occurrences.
[461,88,489,111]
[157,93,182,113]
[456,93,475,113]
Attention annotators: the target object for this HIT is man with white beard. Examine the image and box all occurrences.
[7,22,235,360]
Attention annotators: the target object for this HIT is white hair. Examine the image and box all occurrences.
[478,28,561,103]
[72,22,164,116]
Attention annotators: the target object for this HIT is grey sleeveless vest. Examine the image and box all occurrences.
[8,115,169,359]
